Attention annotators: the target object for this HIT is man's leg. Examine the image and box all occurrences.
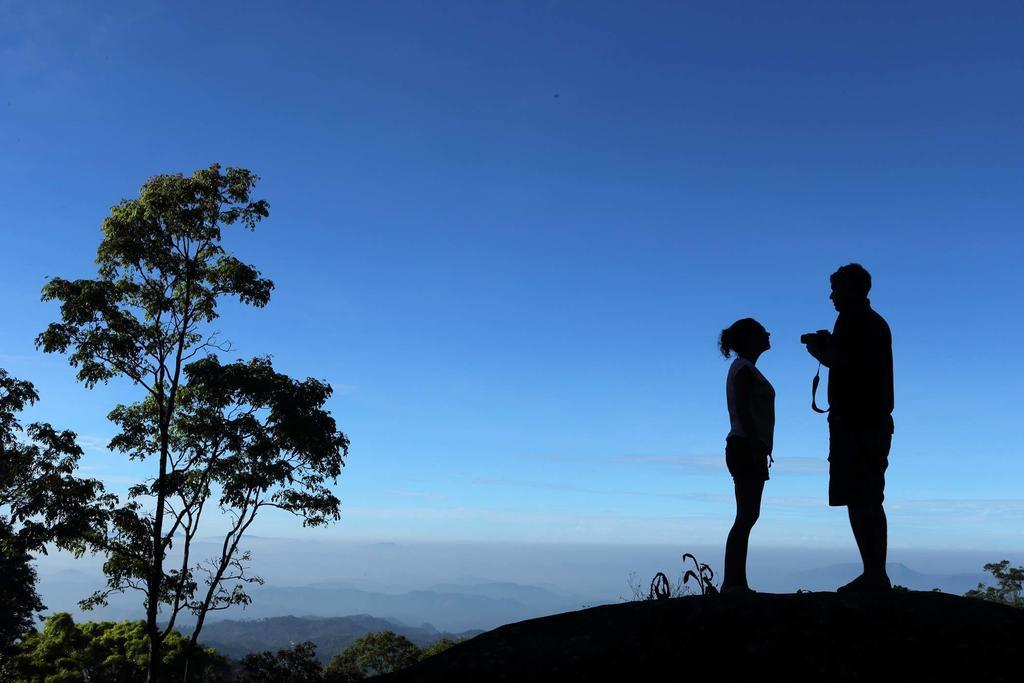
[848,502,888,584]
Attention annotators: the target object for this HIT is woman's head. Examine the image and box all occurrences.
[719,318,770,359]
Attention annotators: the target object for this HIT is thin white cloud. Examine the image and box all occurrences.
[762,496,826,509]
[611,454,724,471]
[522,452,726,472]
[612,453,827,475]
[467,478,1024,519]
[0,352,38,362]
[340,503,730,537]
[383,490,449,502]
[522,452,825,476]
[770,458,828,474]
[470,477,732,504]
[77,435,113,452]
[888,498,1024,511]
[886,498,1024,517]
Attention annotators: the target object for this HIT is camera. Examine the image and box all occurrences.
[800,330,830,345]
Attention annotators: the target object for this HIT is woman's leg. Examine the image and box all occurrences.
[722,478,766,590]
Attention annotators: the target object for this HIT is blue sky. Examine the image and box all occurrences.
[1,1,1022,553]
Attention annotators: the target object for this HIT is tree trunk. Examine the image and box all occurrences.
[147,419,171,682]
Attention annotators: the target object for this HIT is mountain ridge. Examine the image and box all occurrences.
[195,614,482,663]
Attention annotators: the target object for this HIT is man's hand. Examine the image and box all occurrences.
[804,330,831,364]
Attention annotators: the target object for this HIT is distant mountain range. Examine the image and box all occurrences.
[221,580,599,632]
[36,571,601,633]
[184,564,994,665]
[35,563,992,640]
[781,562,988,594]
[194,615,481,662]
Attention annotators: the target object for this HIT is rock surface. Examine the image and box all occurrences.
[380,591,1023,682]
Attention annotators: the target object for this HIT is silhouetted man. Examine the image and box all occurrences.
[804,263,894,592]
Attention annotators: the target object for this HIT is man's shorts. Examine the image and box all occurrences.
[726,436,770,482]
[828,422,891,506]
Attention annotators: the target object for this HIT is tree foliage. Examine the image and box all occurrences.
[36,164,349,681]
[964,561,1024,608]
[237,641,324,683]
[0,539,41,663]
[7,612,228,682]
[325,631,423,681]
[0,369,113,656]
[419,638,457,659]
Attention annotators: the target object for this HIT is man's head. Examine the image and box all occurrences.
[829,263,871,311]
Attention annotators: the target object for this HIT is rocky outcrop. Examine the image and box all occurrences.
[381,591,1022,682]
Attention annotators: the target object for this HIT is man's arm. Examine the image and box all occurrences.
[804,328,852,369]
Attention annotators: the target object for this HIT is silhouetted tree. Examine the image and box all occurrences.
[238,641,323,682]
[964,561,1024,607]
[36,165,349,681]
[325,631,421,680]
[0,369,113,660]
[323,652,364,683]
[0,537,40,663]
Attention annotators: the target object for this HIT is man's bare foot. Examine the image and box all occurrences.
[837,574,892,592]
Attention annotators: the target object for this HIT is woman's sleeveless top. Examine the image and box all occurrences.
[726,356,776,453]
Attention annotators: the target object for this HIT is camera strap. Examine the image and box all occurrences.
[811,363,829,414]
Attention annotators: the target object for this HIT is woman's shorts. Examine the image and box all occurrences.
[725,436,770,481]
[828,423,891,506]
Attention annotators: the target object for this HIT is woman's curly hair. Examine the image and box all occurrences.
[719,318,763,359]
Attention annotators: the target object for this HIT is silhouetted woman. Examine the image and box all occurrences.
[719,318,774,593]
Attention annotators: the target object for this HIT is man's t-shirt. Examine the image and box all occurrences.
[827,301,894,434]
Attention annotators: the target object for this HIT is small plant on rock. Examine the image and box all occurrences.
[682,553,719,595]
[648,572,671,601]
[625,551,720,601]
